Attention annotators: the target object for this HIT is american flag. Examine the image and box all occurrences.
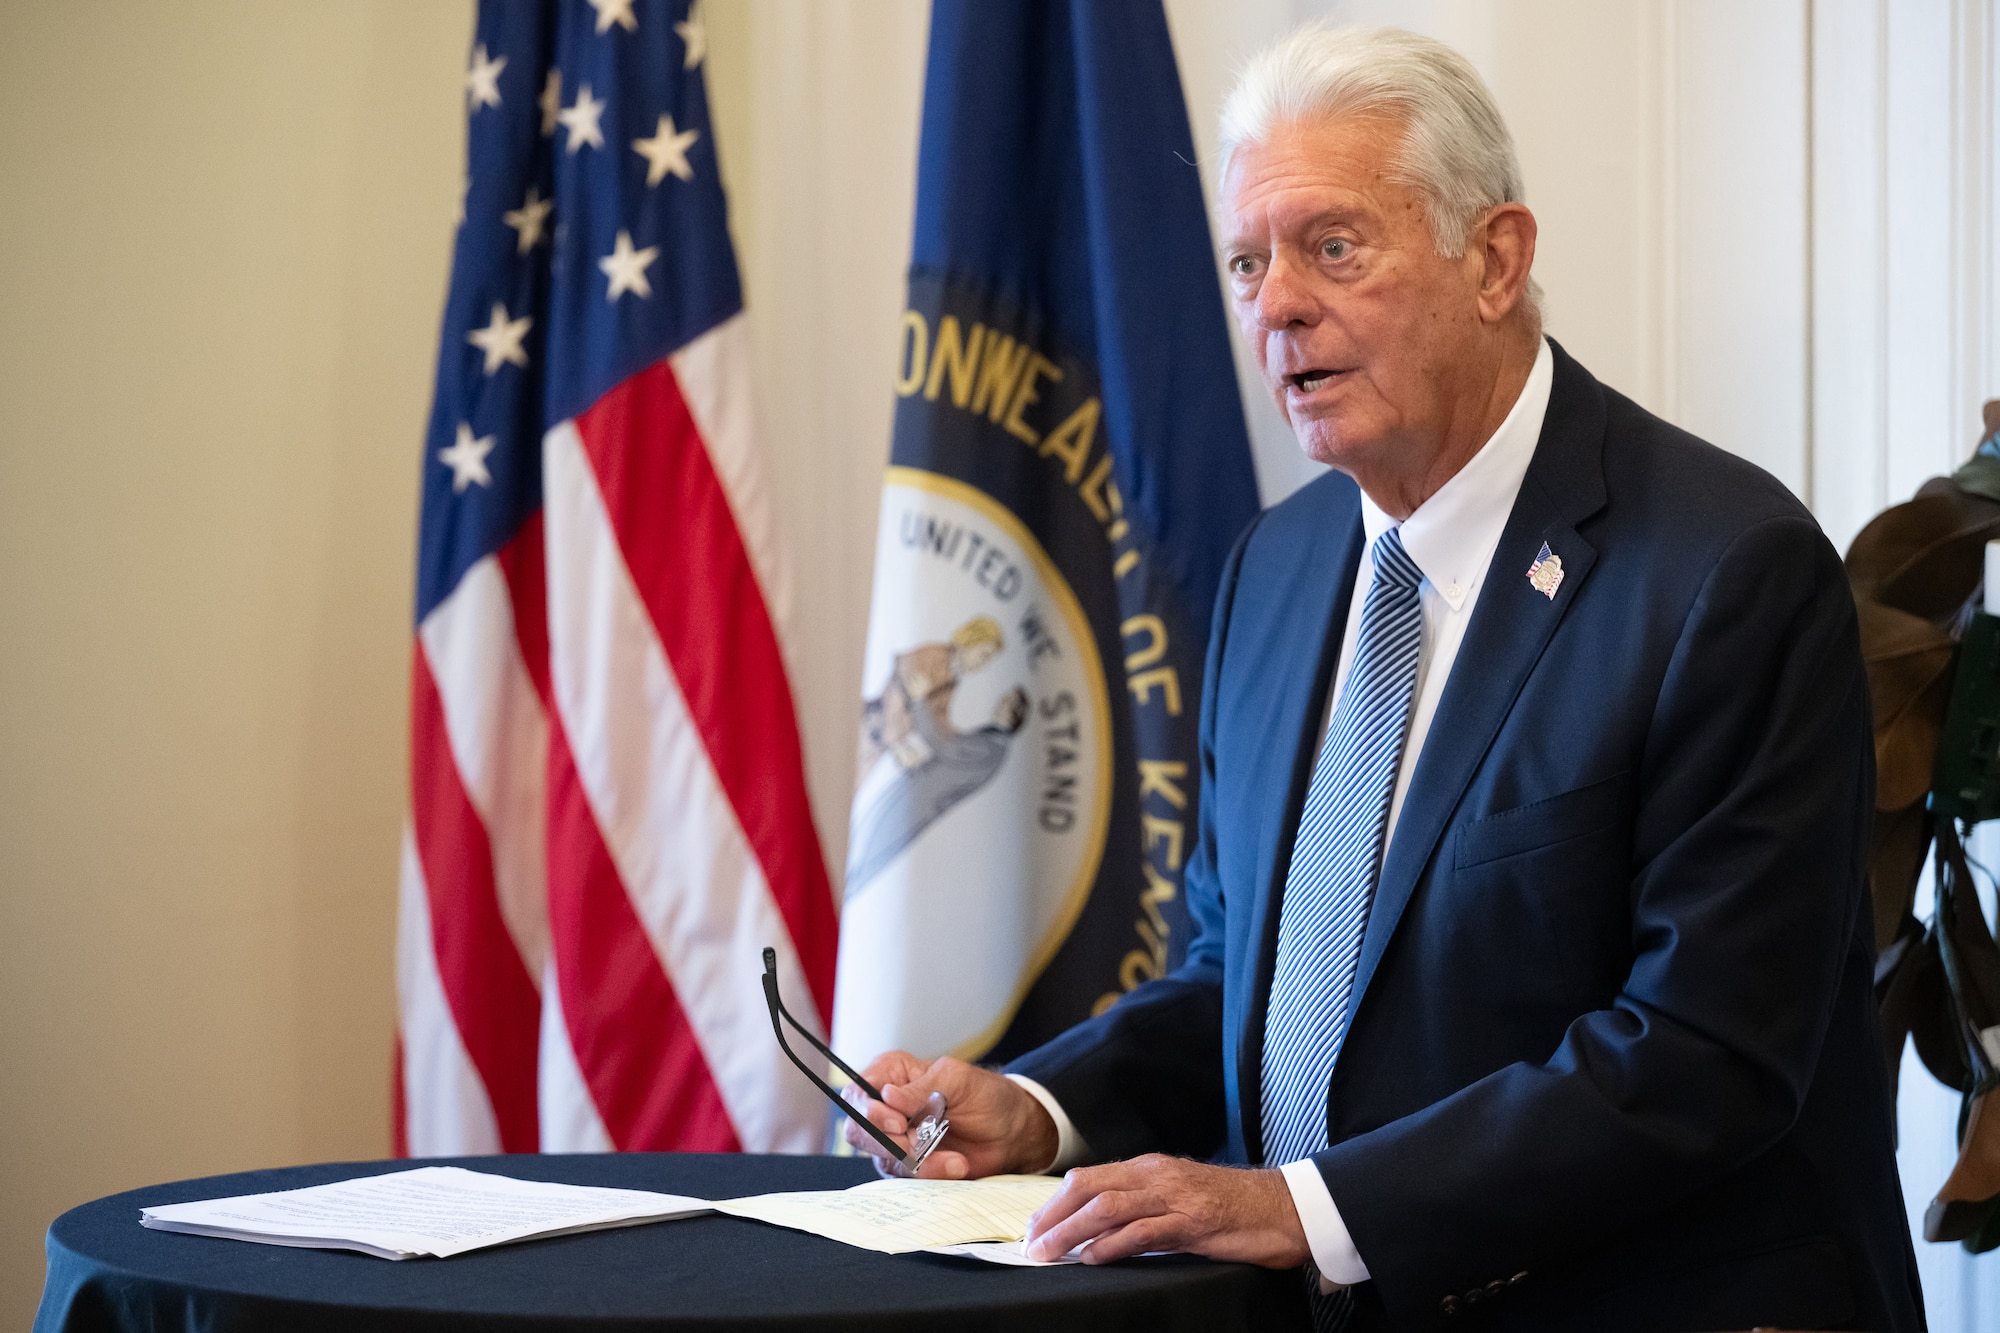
[396,0,836,1157]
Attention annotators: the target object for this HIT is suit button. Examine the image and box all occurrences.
[1440,1295,1460,1316]
[1485,1279,1507,1296]
[1464,1287,1486,1305]
[1509,1271,1528,1286]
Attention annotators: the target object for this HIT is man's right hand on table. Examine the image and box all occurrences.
[840,1051,1058,1180]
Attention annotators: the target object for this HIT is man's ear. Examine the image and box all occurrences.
[1473,202,1537,324]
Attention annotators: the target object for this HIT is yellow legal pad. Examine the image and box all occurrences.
[712,1175,1064,1254]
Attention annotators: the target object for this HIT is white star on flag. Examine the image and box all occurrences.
[503,185,553,253]
[466,303,532,374]
[539,69,563,137]
[465,44,506,111]
[676,3,707,69]
[588,0,638,34]
[598,229,659,300]
[558,85,605,153]
[633,115,699,186]
[438,423,497,492]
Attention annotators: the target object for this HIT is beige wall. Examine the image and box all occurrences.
[0,3,467,1322]
[0,3,939,1323]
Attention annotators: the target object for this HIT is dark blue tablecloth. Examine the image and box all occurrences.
[36,1154,1308,1332]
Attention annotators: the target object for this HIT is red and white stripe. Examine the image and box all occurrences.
[397,315,837,1155]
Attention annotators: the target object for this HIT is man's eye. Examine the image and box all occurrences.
[1228,255,1259,277]
[1322,239,1351,260]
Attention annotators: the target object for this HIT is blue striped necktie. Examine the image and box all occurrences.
[1262,527,1425,1331]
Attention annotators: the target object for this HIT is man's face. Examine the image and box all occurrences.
[1221,116,1489,481]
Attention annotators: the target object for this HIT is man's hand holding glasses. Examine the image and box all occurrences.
[761,947,1057,1179]
[839,1051,1060,1181]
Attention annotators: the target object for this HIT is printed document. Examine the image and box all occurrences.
[139,1166,710,1259]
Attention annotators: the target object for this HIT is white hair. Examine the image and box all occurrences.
[1220,23,1539,309]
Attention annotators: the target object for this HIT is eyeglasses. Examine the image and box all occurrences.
[760,947,949,1174]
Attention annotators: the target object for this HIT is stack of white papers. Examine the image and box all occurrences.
[139,1167,709,1260]
[139,1167,1084,1265]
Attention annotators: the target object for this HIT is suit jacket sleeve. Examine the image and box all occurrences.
[1001,511,1265,1161]
[1318,512,1875,1308]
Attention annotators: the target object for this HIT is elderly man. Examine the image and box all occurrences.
[847,25,1922,1332]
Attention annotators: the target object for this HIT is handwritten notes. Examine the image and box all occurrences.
[713,1174,1064,1254]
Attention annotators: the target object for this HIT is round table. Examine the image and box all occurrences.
[37,1153,1310,1332]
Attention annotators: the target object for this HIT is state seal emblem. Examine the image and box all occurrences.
[832,467,1112,1061]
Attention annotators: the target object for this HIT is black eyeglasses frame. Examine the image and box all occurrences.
[760,947,908,1164]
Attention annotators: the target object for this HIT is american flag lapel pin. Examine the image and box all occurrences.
[1526,541,1564,599]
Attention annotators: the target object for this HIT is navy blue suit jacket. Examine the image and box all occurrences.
[1010,344,1924,1331]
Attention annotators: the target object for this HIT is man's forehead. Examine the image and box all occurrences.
[1228,113,1407,173]
[1220,115,1408,223]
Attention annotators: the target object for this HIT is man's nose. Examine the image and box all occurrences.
[1254,251,1316,331]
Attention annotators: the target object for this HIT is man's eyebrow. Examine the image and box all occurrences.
[1220,205,1370,250]
[1287,205,1368,233]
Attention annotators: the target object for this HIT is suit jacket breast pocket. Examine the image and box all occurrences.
[1454,771,1634,870]
[1449,773,1637,1006]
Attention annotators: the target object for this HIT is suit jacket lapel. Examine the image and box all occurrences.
[1345,342,1611,1036]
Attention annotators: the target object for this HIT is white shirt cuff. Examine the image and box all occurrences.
[1280,1158,1370,1289]
[1004,1074,1091,1173]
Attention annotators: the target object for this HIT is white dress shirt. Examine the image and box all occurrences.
[1012,337,1554,1287]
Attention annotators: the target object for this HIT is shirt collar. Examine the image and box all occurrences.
[1360,337,1555,610]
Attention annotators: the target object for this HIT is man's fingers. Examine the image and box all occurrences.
[838,1117,965,1178]
[1027,1185,1156,1261]
[840,1107,909,1159]
[1027,1162,1149,1238]
[839,1118,882,1157]
[1025,1171,1095,1243]
[916,1149,969,1180]
[1030,1159,1309,1269]
[857,1050,929,1092]
[877,1081,932,1122]
[1079,1216,1177,1265]
[1029,1200,1133,1261]
[840,1084,909,1138]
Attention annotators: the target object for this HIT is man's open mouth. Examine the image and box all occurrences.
[1289,370,1341,393]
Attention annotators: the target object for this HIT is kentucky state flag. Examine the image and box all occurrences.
[833,0,1260,1066]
